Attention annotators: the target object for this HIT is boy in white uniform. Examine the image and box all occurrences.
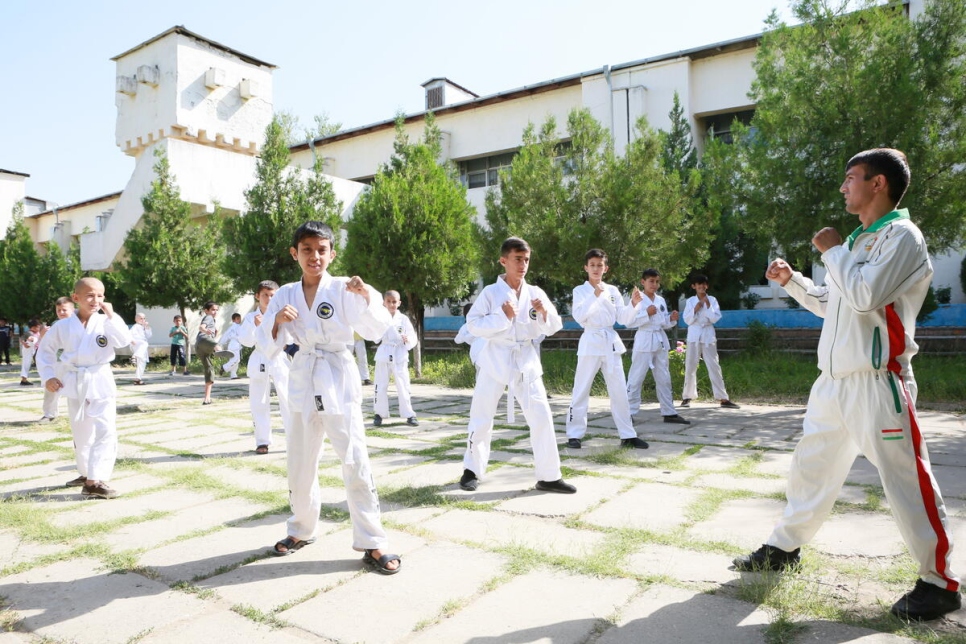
[734,148,960,621]
[373,290,418,427]
[680,274,739,409]
[257,221,400,575]
[37,277,132,499]
[459,237,576,494]
[625,268,690,425]
[19,319,42,385]
[39,297,75,423]
[130,312,152,385]
[239,280,290,454]
[565,249,648,450]
[221,313,243,379]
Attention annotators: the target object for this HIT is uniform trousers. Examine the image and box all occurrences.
[463,373,562,482]
[250,370,290,447]
[374,358,414,419]
[353,340,370,381]
[20,346,36,379]
[42,388,61,419]
[681,341,729,401]
[769,371,959,591]
[67,398,117,482]
[133,355,147,380]
[223,343,241,377]
[627,349,675,416]
[567,354,636,439]
[284,406,388,551]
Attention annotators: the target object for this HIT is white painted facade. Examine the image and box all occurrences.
[0,170,28,237]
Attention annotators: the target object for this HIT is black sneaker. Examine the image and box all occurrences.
[663,414,691,425]
[65,475,87,488]
[373,414,383,427]
[406,416,419,427]
[891,579,963,621]
[721,400,741,409]
[363,379,372,386]
[459,469,478,491]
[535,479,577,494]
[680,399,691,408]
[620,437,650,449]
[733,544,801,572]
[566,438,582,449]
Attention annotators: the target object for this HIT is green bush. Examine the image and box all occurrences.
[744,320,774,354]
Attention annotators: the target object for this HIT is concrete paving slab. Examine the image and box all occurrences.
[682,445,761,472]
[421,508,605,557]
[582,482,702,533]
[377,460,459,489]
[136,514,288,583]
[792,620,919,643]
[757,451,794,476]
[497,475,629,518]
[206,465,286,494]
[0,530,65,570]
[381,506,446,526]
[281,542,506,643]
[438,465,535,502]
[811,512,905,557]
[692,473,788,495]
[627,544,739,585]
[0,558,207,644]
[562,458,692,484]
[595,584,771,644]
[101,496,274,551]
[845,457,882,486]
[48,486,210,528]
[410,568,638,644]
[689,497,788,549]
[369,453,428,473]
[139,607,315,644]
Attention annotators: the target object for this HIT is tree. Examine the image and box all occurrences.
[118,149,236,330]
[0,203,80,326]
[482,108,711,304]
[276,109,343,146]
[222,117,344,293]
[344,114,479,375]
[739,0,966,267]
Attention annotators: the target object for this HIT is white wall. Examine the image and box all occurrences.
[0,172,27,238]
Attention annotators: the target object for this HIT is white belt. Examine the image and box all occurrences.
[293,345,360,463]
[61,362,110,422]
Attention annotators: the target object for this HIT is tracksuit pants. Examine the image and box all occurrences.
[769,371,959,592]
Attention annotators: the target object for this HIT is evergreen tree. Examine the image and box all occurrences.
[223,117,344,293]
[344,114,479,375]
[118,149,235,327]
[739,0,966,266]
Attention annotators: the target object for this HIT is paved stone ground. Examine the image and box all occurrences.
[1,363,965,643]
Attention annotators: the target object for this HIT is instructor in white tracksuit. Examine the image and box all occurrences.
[734,148,960,622]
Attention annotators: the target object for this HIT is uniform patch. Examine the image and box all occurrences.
[95,335,108,347]
[259,364,266,373]
[315,395,325,411]
[528,307,538,320]
[660,304,666,312]
[881,428,904,441]
[316,302,334,319]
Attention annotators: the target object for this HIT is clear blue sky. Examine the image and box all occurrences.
[1,0,788,206]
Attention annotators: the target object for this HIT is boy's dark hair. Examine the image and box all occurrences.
[462,302,473,317]
[28,318,41,329]
[846,148,910,206]
[641,268,661,279]
[256,280,279,295]
[501,236,530,257]
[690,274,709,285]
[231,313,241,322]
[54,296,73,306]
[203,301,218,312]
[584,248,608,264]
[292,221,335,249]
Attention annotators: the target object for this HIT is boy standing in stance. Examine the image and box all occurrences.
[37,277,132,499]
[257,221,401,574]
[459,237,576,494]
[373,290,418,427]
[680,274,739,409]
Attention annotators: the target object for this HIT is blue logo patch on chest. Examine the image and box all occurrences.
[95,335,108,347]
[529,307,538,320]
[316,302,334,319]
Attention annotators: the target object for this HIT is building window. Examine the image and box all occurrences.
[458,152,516,189]
[700,109,755,144]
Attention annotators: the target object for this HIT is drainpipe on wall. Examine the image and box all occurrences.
[603,64,614,143]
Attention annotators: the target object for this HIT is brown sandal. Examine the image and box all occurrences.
[255,445,269,455]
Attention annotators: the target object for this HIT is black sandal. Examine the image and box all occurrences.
[363,549,402,575]
[255,445,269,455]
[272,536,315,556]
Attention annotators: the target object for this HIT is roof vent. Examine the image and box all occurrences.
[420,78,479,110]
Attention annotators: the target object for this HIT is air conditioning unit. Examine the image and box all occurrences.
[239,78,258,100]
[116,76,137,96]
[205,67,226,90]
[137,65,160,87]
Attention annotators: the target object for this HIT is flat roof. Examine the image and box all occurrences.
[111,25,276,69]
[291,31,761,152]
[29,191,122,218]
[0,168,30,178]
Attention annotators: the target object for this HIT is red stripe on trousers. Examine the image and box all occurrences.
[900,376,958,591]
[885,304,904,375]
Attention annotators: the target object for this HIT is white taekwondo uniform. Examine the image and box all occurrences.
[220,322,243,377]
[239,309,290,448]
[566,281,637,440]
[462,275,564,482]
[681,294,730,402]
[37,313,132,482]
[257,273,391,550]
[130,323,152,381]
[768,209,958,592]
[625,292,678,417]
[373,311,417,419]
